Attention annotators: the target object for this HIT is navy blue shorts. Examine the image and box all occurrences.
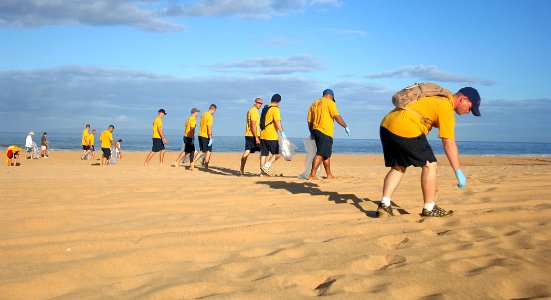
[380,126,437,168]
[312,129,333,159]
[152,138,165,152]
[245,136,260,153]
[183,137,195,153]
[101,147,111,159]
[198,136,212,152]
[260,139,279,156]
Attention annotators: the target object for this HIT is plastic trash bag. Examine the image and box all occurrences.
[298,138,321,179]
[279,137,297,161]
[32,142,40,159]
[183,151,199,163]
[109,144,117,165]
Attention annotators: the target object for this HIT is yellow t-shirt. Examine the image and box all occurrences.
[100,130,113,148]
[381,95,456,139]
[152,117,162,139]
[245,106,260,137]
[198,112,213,138]
[184,116,197,138]
[6,145,22,165]
[88,134,95,147]
[307,97,340,137]
[81,128,89,145]
[260,104,281,141]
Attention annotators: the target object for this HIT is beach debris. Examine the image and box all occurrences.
[314,277,337,296]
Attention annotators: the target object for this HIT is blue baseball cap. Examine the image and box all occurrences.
[323,89,336,101]
[458,87,481,116]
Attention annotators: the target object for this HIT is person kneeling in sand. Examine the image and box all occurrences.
[378,86,481,218]
[6,145,22,166]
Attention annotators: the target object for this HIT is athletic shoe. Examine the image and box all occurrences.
[260,166,273,177]
[376,203,394,218]
[420,205,453,217]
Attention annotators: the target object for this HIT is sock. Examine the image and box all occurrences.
[381,197,391,207]
[424,202,435,211]
[264,162,272,169]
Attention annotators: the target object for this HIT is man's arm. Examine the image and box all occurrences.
[251,120,260,143]
[334,115,347,128]
[190,127,195,138]
[275,120,284,134]
[158,125,167,143]
[442,138,461,170]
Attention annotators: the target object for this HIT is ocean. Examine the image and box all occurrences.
[2,132,551,156]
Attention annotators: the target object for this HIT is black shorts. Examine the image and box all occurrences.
[245,136,260,153]
[152,138,165,152]
[380,126,437,168]
[101,147,111,158]
[198,136,212,152]
[82,145,90,151]
[183,137,195,153]
[312,129,333,159]
[91,145,95,151]
[260,139,279,156]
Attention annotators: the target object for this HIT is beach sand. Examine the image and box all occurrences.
[1,152,550,299]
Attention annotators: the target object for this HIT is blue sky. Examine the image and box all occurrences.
[1,0,550,142]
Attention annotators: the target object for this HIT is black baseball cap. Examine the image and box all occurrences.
[458,87,481,116]
[158,109,167,115]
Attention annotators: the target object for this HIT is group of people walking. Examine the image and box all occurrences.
[8,84,482,218]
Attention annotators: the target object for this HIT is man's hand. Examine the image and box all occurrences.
[281,132,287,140]
[345,127,351,136]
[208,138,213,147]
[455,169,467,189]
[163,137,168,144]
[255,137,260,144]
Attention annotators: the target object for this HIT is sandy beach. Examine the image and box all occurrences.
[1,152,550,299]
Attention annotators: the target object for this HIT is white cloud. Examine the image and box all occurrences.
[264,37,292,47]
[208,55,323,75]
[366,65,495,86]
[310,0,343,6]
[324,28,367,38]
[0,0,185,31]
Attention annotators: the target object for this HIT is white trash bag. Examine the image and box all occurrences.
[32,142,40,159]
[298,138,321,179]
[109,144,117,165]
[279,137,297,161]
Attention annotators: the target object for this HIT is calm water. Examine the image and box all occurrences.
[2,132,551,156]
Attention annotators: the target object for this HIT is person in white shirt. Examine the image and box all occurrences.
[25,131,34,159]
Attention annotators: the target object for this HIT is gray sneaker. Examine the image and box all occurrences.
[420,205,453,217]
[377,203,394,218]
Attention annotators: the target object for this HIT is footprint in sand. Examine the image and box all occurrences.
[376,235,409,249]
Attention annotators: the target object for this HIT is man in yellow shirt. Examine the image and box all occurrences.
[191,104,217,170]
[377,86,481,218]
[144,109,168,166]
[173,107,200,168]
[100,125,120,166]
[6,145,22,166]
[80,124,90,160]
[240,98,263,175]
[259,94,286,176]
[88,129,96,160]
[307,89,350,180]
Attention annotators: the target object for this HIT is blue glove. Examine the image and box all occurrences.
[208,138,213,147]
[281,132,287,140]
[345,127,351,136]
[455,169,466,189]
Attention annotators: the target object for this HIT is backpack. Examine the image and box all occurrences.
[259,105,274,130]
[392,82,452,125]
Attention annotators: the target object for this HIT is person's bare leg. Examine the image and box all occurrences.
[204,151,212,169]
[144,151,156,166]
[322,157,334,179]
[173,151,186,166]
[308,155,323,180]
[421,162,438,204]
[191,151,205,171]
[240,150,251,174]
[188,151,195,169]
[159,150,165,166]
[382,166,407,198]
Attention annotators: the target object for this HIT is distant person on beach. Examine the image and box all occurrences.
[6,145,22,166]
[81,124,91,160]
[191,104,217,171]
[259,94,286,176]
[41,132,49,158]
[89,129,97,160]
[240,98,263,175]
[115,139,123,160]
[100,125,120,166]
[144,109,168,166]
[306,89,350,180]
[173,108,200,168]
[25,131,34,159]
[377,86,481,218]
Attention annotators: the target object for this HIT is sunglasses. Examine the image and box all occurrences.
[255,102,263,105]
